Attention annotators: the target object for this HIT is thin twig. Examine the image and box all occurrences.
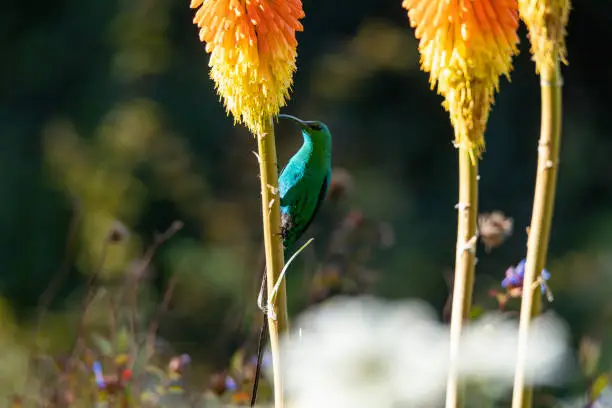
[128,221,184,341]
[66,237,112,374]
[37,199,82,336]
[108,294,121,383]
[107,295,118,349]
[145,275,178,359]
[24,201,81,404]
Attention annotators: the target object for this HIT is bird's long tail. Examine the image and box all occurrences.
[250,262,268,407]
[250,239,313,407]
[251,248,292,407]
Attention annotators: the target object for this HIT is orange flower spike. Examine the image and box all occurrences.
[191,0,305,136]
[518,0,570,74]
[403,0,520,160]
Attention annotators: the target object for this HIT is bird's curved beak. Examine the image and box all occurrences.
[277,113,308,129]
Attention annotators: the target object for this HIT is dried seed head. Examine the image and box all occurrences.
[328,168,354,201]
[478,211,514,252]
[107,221,130,243]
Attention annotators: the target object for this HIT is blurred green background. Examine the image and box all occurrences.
[1,0,612,402]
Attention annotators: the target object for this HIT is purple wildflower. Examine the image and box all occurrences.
[92,361,106,389]
[501,258,550,293]
[179,354,191,365]
[248,350,272,371]
[225,375,237,392]
[262,351,272,370]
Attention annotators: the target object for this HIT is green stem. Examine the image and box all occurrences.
[511,60,562,408]
[256,116,288,408]
[445,147,479,408]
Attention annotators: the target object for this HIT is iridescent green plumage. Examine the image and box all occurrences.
[250,114,332,407]
[278,114,332,250]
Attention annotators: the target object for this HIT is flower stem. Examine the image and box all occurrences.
[257,116,289,408]
[511,59,563,408]
[445,146,479,408]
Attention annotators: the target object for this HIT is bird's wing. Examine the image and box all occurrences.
[294,172,330,239]
[279,168,302,207]
[314,171,331,218]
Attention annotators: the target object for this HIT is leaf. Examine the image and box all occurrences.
[115,326,132,354]
[229,348,245,375]
[468,305,485,320]
[91,333,113,357]
[140,390,158,404]
[144,365,167,380]
[114,353,129,367]
[167,385,184,394]
[130,346,150,377]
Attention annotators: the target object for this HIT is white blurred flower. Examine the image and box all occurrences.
[281,296,447,407]
[459,311,569,386]
[280,296,569,408]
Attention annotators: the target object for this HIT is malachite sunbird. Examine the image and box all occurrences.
[250,114,332,406]
[278,114,332,248]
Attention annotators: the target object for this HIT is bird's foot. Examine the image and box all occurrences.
[258,299,277,320]
[262,304,277,320]
[274,227,289,244]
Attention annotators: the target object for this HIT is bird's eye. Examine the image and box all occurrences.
[309,123,322,131]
